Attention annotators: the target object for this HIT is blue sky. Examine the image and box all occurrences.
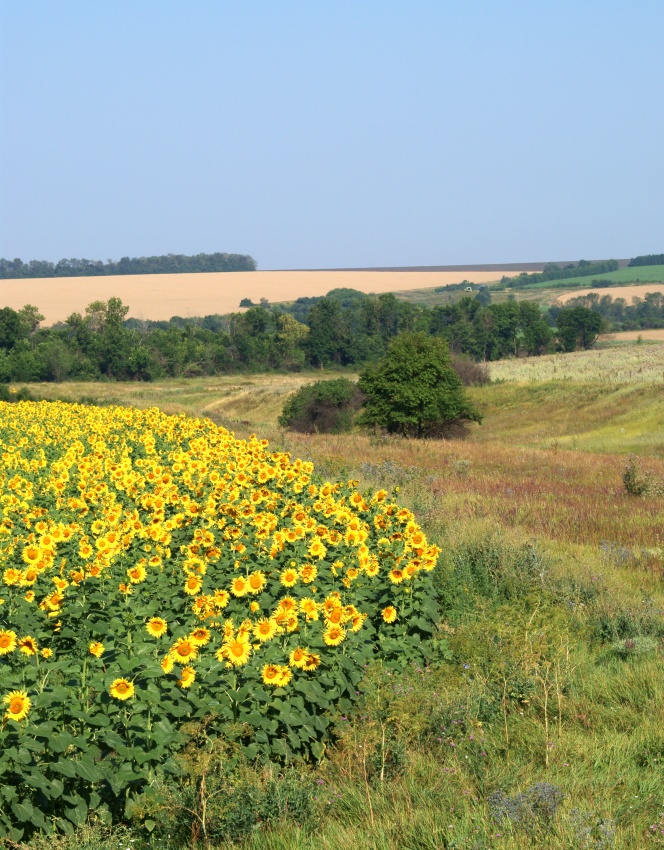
[1,1,662,269]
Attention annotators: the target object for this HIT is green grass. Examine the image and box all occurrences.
[522,264,664,290]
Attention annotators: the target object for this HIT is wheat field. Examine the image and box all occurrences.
[0,269,528,325]
[556,283,664,304]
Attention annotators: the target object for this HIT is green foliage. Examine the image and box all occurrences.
[278,378,363,433]
[622,454,664,497]
[629,253,664,267]
[556,306,603,351]
[357,332,482,438]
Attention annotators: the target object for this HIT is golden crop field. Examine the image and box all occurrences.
[602,329,664,341]
[556,283,664,304]
[0,269,529,325]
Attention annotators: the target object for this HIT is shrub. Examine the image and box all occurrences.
[488,782,564,837]
[622,454,664,497]
[278,377,364,433]
[450,354,490,386]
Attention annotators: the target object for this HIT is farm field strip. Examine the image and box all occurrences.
[556,283,664,304]
[0,268,528,325]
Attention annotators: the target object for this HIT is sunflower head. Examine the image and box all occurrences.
[382,606,397,623]
[109,678,135,700]
[89,641,105,658]
[3,690,31,722]
[146,617,168,638]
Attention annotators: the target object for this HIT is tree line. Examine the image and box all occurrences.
[628,254,664,267]
[562,290,664,330]
[494,259,620,290]
[0,251,256,279]
[0,289,601,383]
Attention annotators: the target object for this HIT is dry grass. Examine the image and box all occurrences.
[265,429,664,549]
[489,342,664,383]
[556,283,664,304]
[0,269,527,325]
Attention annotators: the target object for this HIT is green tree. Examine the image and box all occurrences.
[556,306,602,351]
[357,332,482,438]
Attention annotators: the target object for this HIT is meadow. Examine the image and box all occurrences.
[4,342,664,849]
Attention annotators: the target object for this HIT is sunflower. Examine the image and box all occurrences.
[388,568,405,584]
[262,664,290,688]
[88,641,105,658]
[382,606,397,623]
[0,630,17,655]
[277,596,297,613]
[161,655,174,674]
[218,637,251,667]
[184,575,203,596]
[300,598,319,621]
[22,545,41,565]
[41,647,53,659]
[170,637,198,664]
[280,567,298,587]
[249,601,260,613]
[289,646,309,669]
[213,589,230,609]
[18,636,38,655]
[325,607,344,625]
[303,652,321,672]
[247,570,266,594]
[300,564,317,583]
[177,666,196,689]
[118,583,133,595]
[190,627,211,647]
[146,617,168,638]
[3,568,22,586]
[3,690,31,722]
[109,678,135,700]
[323,625,346,646]
[253,618,277,642]
[276,666,292,687]
[230,575,248,597]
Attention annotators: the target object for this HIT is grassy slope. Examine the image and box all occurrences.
[19,348,664,849]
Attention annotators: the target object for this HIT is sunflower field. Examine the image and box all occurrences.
[0,401,439,839]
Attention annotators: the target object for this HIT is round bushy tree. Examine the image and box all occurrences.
[279,377,364,433]
[357,332,482,438]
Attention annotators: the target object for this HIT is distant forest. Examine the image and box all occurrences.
[0,252,256,279]
[0,288,600,384]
